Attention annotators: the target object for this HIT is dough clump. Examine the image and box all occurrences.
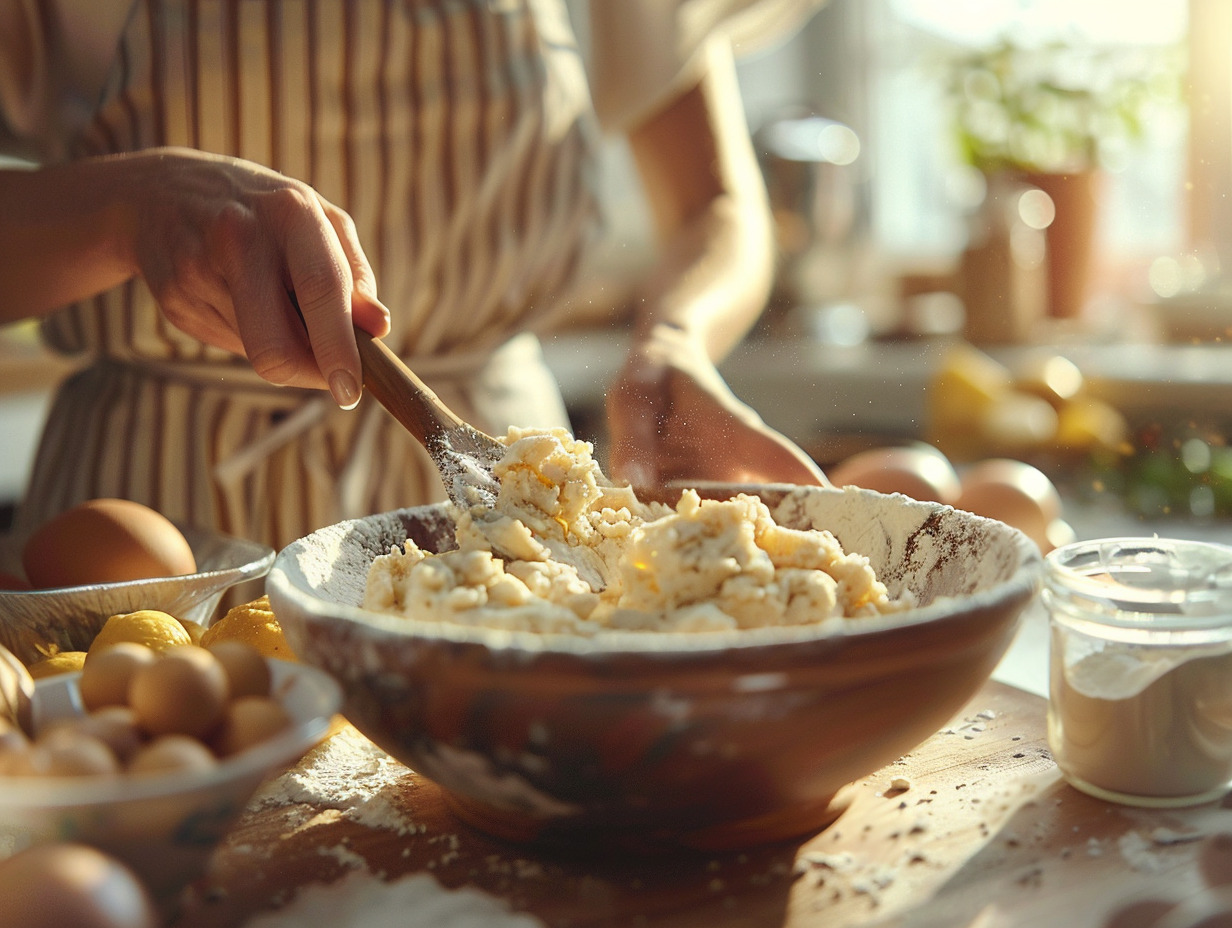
[363,427,910,634]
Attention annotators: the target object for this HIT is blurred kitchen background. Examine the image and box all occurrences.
[1,0,1228,549]
[550,0,1232,552]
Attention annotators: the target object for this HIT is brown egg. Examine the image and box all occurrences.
[827,445,961,505]
[80,643,158,711]
[956,458,1063,553]
[0,717,30,770]
[0,570,31,590]
[213,697,292,757]
[128,646,228,739]
[21,498,197,589]
[207,641,271,699]
[16,729,120,778]
[45,708,145,765]
[0,842,157,928]
[127,735,217,776]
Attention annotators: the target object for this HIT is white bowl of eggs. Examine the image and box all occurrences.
[0,499,275,665]
[0,641,341,911]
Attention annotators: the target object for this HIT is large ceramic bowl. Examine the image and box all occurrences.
[267,483,1042,850]
[0,526,274,664]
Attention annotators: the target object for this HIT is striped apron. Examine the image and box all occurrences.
[15,0,599,568]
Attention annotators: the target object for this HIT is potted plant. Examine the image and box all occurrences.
[945,37,1181,320]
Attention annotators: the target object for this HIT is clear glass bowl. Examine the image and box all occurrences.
[0,525,274,664]
[0,659,340,909]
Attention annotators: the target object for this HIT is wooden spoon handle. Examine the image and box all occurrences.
[353,327,466,447]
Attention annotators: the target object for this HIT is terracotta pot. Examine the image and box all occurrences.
[1020,170,1103,320]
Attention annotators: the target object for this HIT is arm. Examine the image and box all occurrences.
[0,148,389,408]
[604,40,827,487]
[621,39,773,359]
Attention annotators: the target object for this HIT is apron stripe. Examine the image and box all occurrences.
[264,1,282,168]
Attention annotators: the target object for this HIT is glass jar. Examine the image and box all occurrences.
[1044,537,1232,807]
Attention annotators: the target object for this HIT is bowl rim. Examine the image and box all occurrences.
[0,522,274,600]
[0,658,340,808]
[267,485,1044,658]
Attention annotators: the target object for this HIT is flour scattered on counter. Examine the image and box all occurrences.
[1117,826,1208,873]
[251,725,423,835]
[796,850,856,873]
[941,712,995,739]
[1150,825,1205,846]
[1117,831,1166,873]
[242,868,546,928]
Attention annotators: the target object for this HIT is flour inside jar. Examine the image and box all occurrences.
[1048,637,1232,803]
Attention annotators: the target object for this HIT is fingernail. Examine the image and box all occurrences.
[330,370,361,410]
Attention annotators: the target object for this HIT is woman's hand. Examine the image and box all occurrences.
[122,148,389,406]
[605,324,829,489]
[604,41,825,490]
[0,147,389,408]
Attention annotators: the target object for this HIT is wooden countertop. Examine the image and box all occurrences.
[171,681,1232,928]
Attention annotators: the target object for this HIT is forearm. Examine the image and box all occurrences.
[627,191,773,360]
[0,156,138,321]
[0,146,388,404]
[625,40,774,361]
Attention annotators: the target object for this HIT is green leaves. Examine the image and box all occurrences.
[945,37,1184,174]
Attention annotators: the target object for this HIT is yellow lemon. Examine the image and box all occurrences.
[201,595,295,661]
[929,344,1013,425]
[1055,397,1130,456]
[27,651,87,678]
[89,609,193,656]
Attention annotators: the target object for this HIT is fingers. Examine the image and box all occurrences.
[207,186,382,409]
[605,355,671,488]
[206,198,319,391]
[729,432,830,487]
[321,200,390,338]
[163,290,246,358]
[607,353,829,489]
[130,151,385,408]
[278,202,361,407]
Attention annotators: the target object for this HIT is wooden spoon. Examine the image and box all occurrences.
[353,329,608,590]
[353,328,504,510]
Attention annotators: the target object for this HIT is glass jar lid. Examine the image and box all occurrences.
[1044,537,1232,633]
